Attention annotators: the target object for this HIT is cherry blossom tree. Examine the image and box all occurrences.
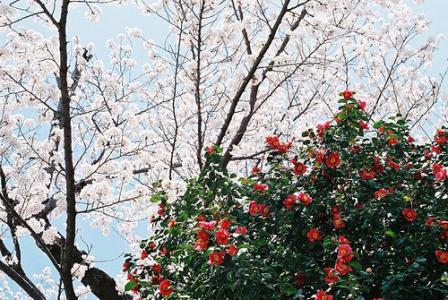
[0,0,446,299]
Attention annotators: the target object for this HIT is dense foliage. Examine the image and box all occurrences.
[124,92,448,299]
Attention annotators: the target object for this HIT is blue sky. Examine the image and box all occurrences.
[9,0,448,299]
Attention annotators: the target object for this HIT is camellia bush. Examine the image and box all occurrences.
[123,92,448,299]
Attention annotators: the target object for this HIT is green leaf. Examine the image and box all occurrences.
[385,229,395,238]
[279,283,297,295]
[255,239,267,247]
[261,273,273,280]
[124,281,137,291]
[293,289,304,299]
[349,261,363,271]
[150,192,163,203]
[373,120,385,129]
[322,236,333,250]
[415,257,427,264]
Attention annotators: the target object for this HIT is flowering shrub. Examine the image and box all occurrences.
[124,92,448,299]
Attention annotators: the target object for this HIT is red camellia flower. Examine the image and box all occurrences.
[249,201,260,216]
[374,188,388,200]
[435,250,448,264]
[152,263,161,274]
[226,244,238,256]
[440,231,448,240]
[360,169,375,180]
[197,230,209,241]
[208,251,225,266]
[387,136,399,145]
[220,218,231,230]
[431,145,441,154]
[141,250,148,260]
[316,149,325,164]
[435,169,447,181]
[131,284,140,294]
[337,243,353,258]
[413,171,423,181]
[235,226,248,236]
[330,205,342,216]
[333,214,345,229]
[373,157,385,173]
[193,239,209,252]
[335,259,352,275]
[341,90,354,99]
[432,163,443,173]
[350,145,362,154]
[215,229,230,245]
[128,273,137,282]
[354,202,364,209]
[283,194,297,210]
[339,254,354,264]
[337,243,354,263]
[435,136,448,144]
[358,100,366,110]
[386,158,400,170]
[338,235,350,244]
[298,192,312,206]
[293,162,307,176]
[325,152,340,169]
[294,272,305,288]
[323,267,339,284]
[259,204,271,217]
[315,289,333,300]
[423,149,433,159]
[307,227,322,242]
[151,274,164,285]
[434,130,447,144]
[207,146,214,154]
[254,183,268,191]
[159,279,173,297]
[358,120,369,130]
[122,261,130,272]
[198,220,217,230]
[402,208,417,222]
[251,165,261,174]
[265,136,292,153]
[439,220,448,230]
[425,216,436,227]
[265,136,279,148]
[317,121,331,137]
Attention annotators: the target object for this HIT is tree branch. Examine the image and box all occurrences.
[214,0,293,147]
[0,261,46,300]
